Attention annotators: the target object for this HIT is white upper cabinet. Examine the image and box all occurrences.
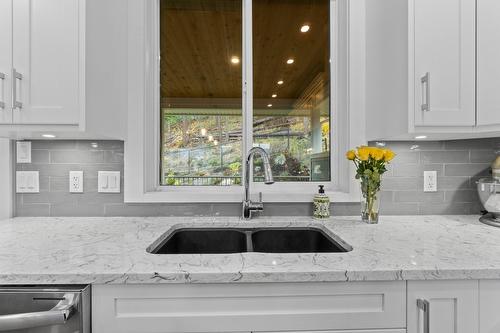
[477,0,500,127]
[410,0,476,127]
[365,0,500,141]
[0,0,126,139]
[11,0,83,125]
[0,0,12,124]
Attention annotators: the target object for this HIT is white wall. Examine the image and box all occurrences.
[0,139,13,219]
[365,0,408,140]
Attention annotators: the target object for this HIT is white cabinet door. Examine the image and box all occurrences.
[12,0,83,125]
[407,280,478,333]
[411,0,475,127]
[0,0,12,124]
[479,280,500,333]
[477,0,500,126]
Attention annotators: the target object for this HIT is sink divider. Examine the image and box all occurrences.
[244,231,254,252]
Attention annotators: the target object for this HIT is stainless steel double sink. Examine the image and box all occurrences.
[147,227,352,254]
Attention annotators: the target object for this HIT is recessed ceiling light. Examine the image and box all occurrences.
[415,135,427,140]
[230,56,240,64]
[286,58,294,65]
[300,24,310,33]
[42,134,56,138]
[277,80,284,85]
[272,94,277,98]
[267,104,273,107]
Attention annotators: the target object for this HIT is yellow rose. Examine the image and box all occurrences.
[383,149,396,162]
[370,148,385,161]
[346,150,356,160]
[357,147,370,161]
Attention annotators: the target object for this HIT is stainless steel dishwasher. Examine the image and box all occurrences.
[0,285,90,332]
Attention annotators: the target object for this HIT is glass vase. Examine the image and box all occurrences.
[360,175,381,224]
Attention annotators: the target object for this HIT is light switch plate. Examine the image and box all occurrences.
[69,171,84,193]
[16,141,31,163]
[424,171,437,192]
[98,171,121,193]
[16,171,39,193]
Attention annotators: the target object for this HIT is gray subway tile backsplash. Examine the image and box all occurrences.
[421,151,469,164]
[444,163,491,177]
[31,150,50,164]
[392,190,445,203]
[14,138,500,217]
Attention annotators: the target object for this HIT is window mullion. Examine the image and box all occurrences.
[242,0,254,185]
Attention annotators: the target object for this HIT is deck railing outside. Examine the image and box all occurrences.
[162,175,310,186]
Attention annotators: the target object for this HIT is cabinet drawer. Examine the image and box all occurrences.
[93,282,406,333]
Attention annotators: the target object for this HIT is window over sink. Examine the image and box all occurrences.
[159,0,331,187]
[125,0,363,202]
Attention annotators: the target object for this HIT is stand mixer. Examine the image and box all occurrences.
[478,156,500,227]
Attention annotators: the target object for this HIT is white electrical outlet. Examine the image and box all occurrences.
[424,171,437,192]
[16,171,39,193]
[16,141,31,163]
[98,171,121,193]
[69,171,84,193]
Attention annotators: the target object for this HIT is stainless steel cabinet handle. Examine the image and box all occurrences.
[421,72,430,112]
[0,293,78,331]
[417,298,430,333]
[0,72,5,109]
[12,68,22,109]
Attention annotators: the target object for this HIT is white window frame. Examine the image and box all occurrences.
[125,0,366,203]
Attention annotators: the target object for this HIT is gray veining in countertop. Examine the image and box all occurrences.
[0,215,499,285]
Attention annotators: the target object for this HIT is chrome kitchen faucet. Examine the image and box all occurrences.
[242,147,274,219]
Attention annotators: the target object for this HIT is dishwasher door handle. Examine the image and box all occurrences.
[0,293,78,331]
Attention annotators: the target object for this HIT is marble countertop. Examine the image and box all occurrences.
[0,215,498,285]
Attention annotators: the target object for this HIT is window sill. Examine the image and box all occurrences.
[124,187,360,203]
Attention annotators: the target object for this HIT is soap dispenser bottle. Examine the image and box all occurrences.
[313,185,330,219]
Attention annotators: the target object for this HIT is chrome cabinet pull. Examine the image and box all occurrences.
[421,72,430,112]
[417,298,430,333]
[0,72,5,109]
[12,68,22,109]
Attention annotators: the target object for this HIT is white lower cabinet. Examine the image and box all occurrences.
[92,282,406,333]
[407,280,478,333]
[95,279,500,333]
[479,280,500,333]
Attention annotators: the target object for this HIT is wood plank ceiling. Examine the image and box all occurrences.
[160,0,329,109]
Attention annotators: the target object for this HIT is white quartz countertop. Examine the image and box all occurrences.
[0,215,498,285]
